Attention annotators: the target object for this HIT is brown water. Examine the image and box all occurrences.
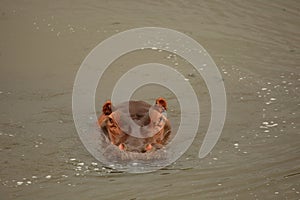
[1,0,299,199]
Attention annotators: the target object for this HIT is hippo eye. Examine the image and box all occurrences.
[155,116,165,127]
[159,116,163,123]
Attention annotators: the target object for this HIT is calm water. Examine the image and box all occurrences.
[0,0,299,199]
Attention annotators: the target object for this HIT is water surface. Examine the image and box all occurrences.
[0,0,299,199]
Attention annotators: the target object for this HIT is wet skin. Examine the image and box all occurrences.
[98,98,171,153]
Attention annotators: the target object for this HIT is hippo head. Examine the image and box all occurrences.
[98,98,171,153]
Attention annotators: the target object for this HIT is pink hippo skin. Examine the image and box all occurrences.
[98,98,171,153]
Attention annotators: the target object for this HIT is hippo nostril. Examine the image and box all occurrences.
[119,143,126,151]
[145,144,152,151]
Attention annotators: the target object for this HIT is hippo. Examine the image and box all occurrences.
[98,98,171,153]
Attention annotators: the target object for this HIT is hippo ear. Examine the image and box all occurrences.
[102,101,113,115]
[155,97,167,111]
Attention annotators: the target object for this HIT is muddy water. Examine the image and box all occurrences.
[1,0,299,199]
